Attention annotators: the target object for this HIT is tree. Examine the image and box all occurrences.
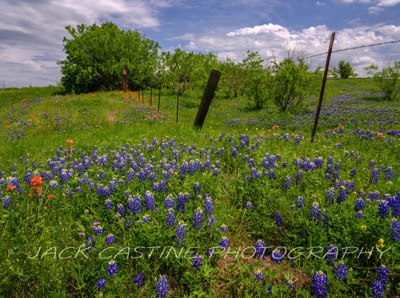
[365,62,400,101]
[329,60,357,79]
[58,22,159,94]
[268,58,313,113]
[220,58,248,99]
[242,51,269,109]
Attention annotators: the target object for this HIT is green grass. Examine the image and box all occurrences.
[0,79,399,297]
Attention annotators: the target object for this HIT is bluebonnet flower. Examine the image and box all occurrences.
[245,201,253,209]
[254,269,264,281]
[322,210,328,229]
[85,236,96,250]
[268,285,273,292]
[296,196,305,208]
[105,234,116,245]
[175,221,187,246]
[283,176,292,190]
[355,211,365,218]
[156,275,169,298]
[164,195,174,209]
[337,188,347,204]
[389,193,400,217]
[207,215,216,228]
[372,281,384,298]
[192,253,203,271]
[355,199,365,212]
[325,173,331,180]
[369,191,380,201]
[376,265,390,285]
[144,191,155,211]
[253,240,266,259]
[310,202,320,221]
[96,278,106,291]
[104,199,113,211]
[177,193,190,213]
[128,195,142,215]
[371,169,380,184]
[219,236,230,249]
[311,271,328,298]
[384,167,393,181]
[350,168,356,177]
[326,245,338,265]
[117,204,125,217]
[49,180,59,189]
[3,196,11,209]
[220,224,228,232]
[296,170,304,184]
[326,188,335,204]
[106,260,118,276]
[333,171,340,180]
[369,160,375,169]
[193,208,204,230]
[390,219,400,242]
[378,201,389,219]
[334,262,348,282]
[94,226,104,236]
[133,273,144,288]
[271,249,283,264]
[194,182,201,194]
[142,214,151,223]
[205,196,213,215]
[166,208,176,227]
[275,212,283,227]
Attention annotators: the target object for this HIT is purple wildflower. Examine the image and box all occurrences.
[156,275,169,298]
[106,260,118,276]
[311,271,328,298]
[96,278,106,291]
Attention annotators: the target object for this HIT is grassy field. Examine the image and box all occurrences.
[0,79,399,297]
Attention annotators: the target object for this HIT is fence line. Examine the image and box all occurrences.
[304,39,400,59]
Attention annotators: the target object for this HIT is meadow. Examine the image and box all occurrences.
[0,79,399,297]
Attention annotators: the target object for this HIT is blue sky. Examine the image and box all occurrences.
[0,0,399,87]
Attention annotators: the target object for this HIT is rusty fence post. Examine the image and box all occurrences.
[311,32,335,143]
[193,69,221,129]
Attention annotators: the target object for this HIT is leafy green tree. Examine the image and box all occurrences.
[220,58,248,99]
[242,51,269,109]
[365,62,400,101]
[58,22,159,94]
[268,58,313,113]
[329,60,357,79]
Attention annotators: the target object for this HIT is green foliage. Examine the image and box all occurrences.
[220,58,248,99]
[1,80,400,297]
[365,62,400,101]
[330,60,357,79]
[242,51,269,110]
[58,22,159,94]
[268,58,314,113]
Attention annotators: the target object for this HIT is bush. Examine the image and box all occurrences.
[365,62,400,101]
[268,58,314,113]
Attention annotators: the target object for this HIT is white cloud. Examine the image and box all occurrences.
[0,0,167,87]
[376,0,400,6]
[182,23,400,76]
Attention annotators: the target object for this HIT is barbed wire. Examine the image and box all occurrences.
[304,39,400,59]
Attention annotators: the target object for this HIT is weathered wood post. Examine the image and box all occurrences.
[193,69,221,129]
[311,32,335,143]
[122,67,128,92]
[157,86,161,112]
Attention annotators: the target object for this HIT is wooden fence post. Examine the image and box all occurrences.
[311,32,335,143]
[193,70,221,129]
[122,67,128,92]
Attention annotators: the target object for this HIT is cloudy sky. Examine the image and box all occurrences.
[1,0,400,87]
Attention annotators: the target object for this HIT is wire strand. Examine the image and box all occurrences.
[304,39,400,59]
